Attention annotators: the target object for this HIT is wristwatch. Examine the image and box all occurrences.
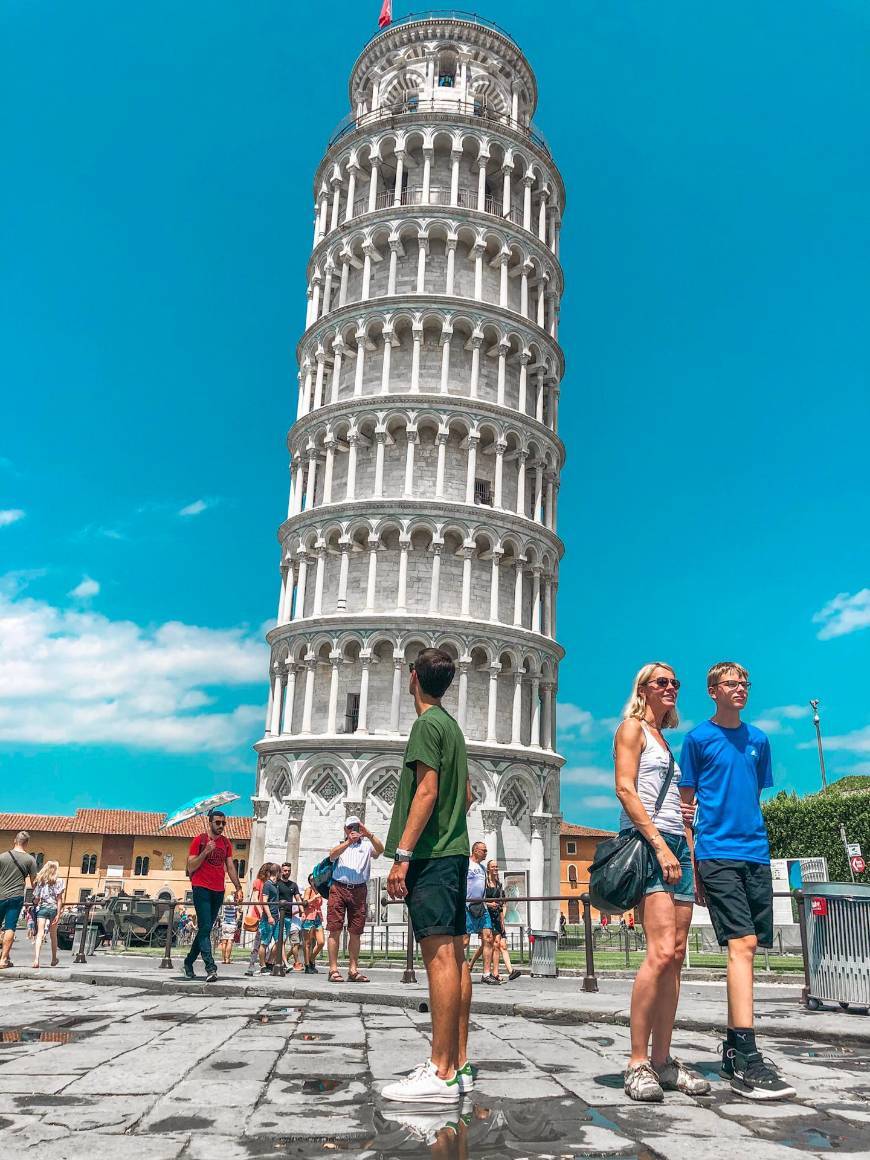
[394,848,413,864]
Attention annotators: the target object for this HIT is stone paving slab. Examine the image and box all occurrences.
[1,975,868,1157]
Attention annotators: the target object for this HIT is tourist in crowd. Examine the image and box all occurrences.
[30,860,65,968]
[383,647,473,1103]
[464,841,496,984]
[680,662,796,1100]
[325,815,383,984]
[277,862,305,972]
[301,874,324,973]
[244,861,274,977]
[468,860,521,983]
[0,831,38,970]
[259,864,281,972]
[183,809,243,982]
[218,894,239,965]
[614,662,710,1102]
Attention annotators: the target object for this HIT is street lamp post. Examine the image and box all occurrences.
[809,700,828,791]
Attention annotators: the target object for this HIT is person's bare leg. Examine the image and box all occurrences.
[651,901,692,1068]
[314,928,324,961]
[468,943,482,971]
[481,928,494,976]
[327,931,341,974]
[50,921,59,965]
[629,893,676,1066]
[455,937,472,1070]
[33,917,48,966]
[500,938,514,973]
[348,931,361,976]
[420,934,462,1078]
[490,934,500,980]
[0,928,14,966]
[726,934,758,1028]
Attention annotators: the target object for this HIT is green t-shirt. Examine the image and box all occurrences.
[385,705,470,860]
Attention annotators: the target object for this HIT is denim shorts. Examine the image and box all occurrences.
[0,896,24,931]
[465,904,493,936]
[645,832,694,903]
[259,917,280,945]
[301,916,322,931]
[36,905,58,921]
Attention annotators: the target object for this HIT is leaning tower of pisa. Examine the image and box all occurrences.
[251,12,566,929]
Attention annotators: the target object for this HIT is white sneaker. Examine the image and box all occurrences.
[381,1060,463,1104]
[456,1061,475,1093]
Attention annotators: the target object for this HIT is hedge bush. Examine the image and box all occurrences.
[763,781,870,882]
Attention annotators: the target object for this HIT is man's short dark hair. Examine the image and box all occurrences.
[281,862,292,870]
[208,809,226,820]
[414,648,455,698]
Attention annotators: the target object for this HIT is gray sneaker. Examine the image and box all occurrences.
[655,1056,711,1095]
[624,1062,664,1102]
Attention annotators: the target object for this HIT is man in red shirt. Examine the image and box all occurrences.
[184,810,243,982]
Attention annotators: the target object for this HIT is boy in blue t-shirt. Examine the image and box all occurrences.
[680,662,796,1102]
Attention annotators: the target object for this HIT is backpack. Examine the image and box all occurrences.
[310,857,334,899]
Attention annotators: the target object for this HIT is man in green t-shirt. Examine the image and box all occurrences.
[382,647,472,1104]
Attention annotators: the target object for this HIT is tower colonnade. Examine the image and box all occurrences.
[253,15,567,930]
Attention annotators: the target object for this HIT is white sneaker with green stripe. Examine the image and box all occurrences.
[456,1061,475,1093]
[381,1060,463,1104]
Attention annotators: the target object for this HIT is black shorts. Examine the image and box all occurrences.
[405,854,469,942]
[697,859,774,948]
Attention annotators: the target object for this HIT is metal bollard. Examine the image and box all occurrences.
[159,903,176,970]
[271,903,287,977]
[73,900,94,965]
[794,890,811,1007]
[580,893,598,993]
[401,910,417,983]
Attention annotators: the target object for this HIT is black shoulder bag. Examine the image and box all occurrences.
[588,752,675,915]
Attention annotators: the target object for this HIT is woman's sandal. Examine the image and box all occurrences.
[328,970,343,983]
[347,972,370,983]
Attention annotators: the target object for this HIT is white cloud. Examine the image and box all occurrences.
[560,765,613,788]
[810,725,870,755]
[0,510,25,528]
[556,702,595,739]
[179,499,208,517]
[754,705,807,735]
[69,576,100,600]
[813,589,870,639]
[576,795,616,811]
[0,581,265,753]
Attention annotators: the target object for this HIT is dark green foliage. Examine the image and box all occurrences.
[763,785,870,882]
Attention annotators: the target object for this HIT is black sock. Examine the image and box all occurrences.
[731,1027,757,1055]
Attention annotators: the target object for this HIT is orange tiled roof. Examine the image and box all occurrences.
[560,821,616,838]
[0,810,251,840]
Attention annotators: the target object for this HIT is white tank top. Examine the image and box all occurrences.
[616,721,684,837]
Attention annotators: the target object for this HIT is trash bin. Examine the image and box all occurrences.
[529,929,558,978]
[801,883,870,1012]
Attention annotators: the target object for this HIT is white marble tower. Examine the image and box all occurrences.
[251,12,566,929]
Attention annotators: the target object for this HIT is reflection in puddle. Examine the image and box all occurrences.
[302,1077,344,1094]
[1,1028,80,1044]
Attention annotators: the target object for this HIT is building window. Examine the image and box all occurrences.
[34,852,45,870]
[344,692,360,733]
[78,888,93,903]
[437,74,455,88]
[133,890,147,898]
[566,841,577,855]
[134,856,150,876]
[568,865,578,887]
[81,853,97,875]
[184,891,194,904]
[474,478,493,506]
[233,859,247,879]
[568,899,580,923]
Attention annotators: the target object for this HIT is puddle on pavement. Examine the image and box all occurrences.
[239,1092,659,1158]
[141,1012,195,1023]
[301,1032,334,1041]
[301,1077,344,1094]
[1,1026,86,1045]
[250,1014,296,1026]
[147,1115,211,1132]
[775,1042,870,1069]
[212,1060,246,1071]
[477,1060,524,1072]
[15,1095,90,1108]
[584,1036,615,1047]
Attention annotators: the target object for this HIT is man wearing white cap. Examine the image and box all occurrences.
[325,815,384,983]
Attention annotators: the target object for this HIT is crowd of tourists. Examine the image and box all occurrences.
[0,649,795,1108]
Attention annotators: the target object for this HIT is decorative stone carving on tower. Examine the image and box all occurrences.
[253,13,566,928]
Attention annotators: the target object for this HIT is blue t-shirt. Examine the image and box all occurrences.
[679,720,773,863]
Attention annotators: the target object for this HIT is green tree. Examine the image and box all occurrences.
[763,783,870,882]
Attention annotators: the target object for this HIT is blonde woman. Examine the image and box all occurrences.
[614,663,709,1103]
[31,861,64,968]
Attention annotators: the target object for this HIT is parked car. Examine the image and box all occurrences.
[57,896,181,950]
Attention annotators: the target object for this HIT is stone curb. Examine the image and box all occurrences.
[4,966,868,1045]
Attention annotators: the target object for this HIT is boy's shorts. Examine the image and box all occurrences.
[696,859,774,948]
[405,855,469,942]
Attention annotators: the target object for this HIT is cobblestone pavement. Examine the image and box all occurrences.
[0,978,868,1159]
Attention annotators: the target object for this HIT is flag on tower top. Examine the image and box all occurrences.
[378,0,392,29]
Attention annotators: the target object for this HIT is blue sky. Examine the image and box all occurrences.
[2,1,868,829]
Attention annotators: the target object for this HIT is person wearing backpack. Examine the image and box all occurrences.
[0,831,38,969]
[614,662,709,1103]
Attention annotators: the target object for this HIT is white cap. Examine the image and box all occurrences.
[345,815,361,828]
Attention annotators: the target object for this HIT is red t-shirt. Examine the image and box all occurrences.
[189,833,233,891]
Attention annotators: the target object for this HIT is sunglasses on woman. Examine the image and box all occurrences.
[645,677,680,690]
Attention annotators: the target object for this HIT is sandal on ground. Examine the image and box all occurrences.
[347,972,370,983]
[51,959,59,967]
[328,970,344,983]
